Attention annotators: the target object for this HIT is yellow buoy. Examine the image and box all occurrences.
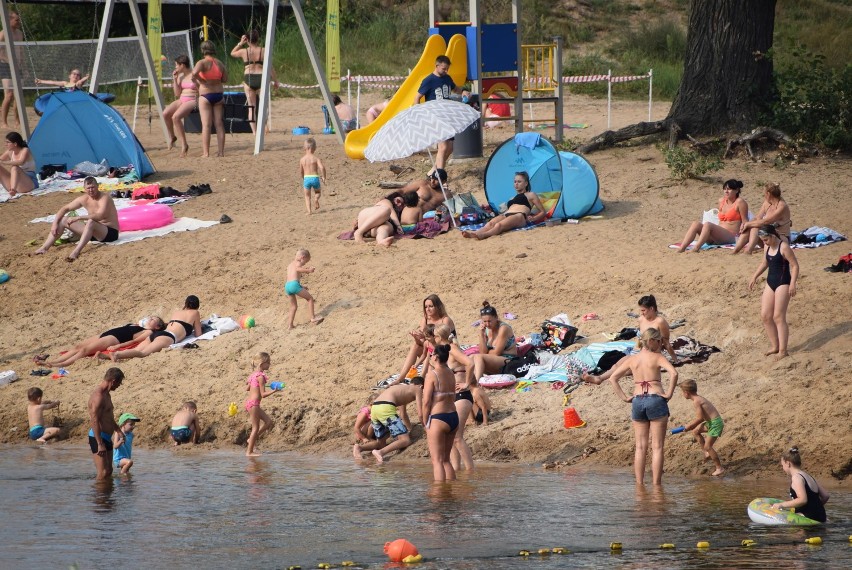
[518,550,530,556]
[402,554,423,563]
[537,548,551,555]
[551,547,569,554]
[697,541,710,548]
[610,542,623,550]
[805,537,822,545]
[341,563,354,567]
[741,539,757,547]
[288,567,302,570]
[317,564,331,569]
[660,543,675,549]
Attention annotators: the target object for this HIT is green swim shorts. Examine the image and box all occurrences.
[704,416,724,438]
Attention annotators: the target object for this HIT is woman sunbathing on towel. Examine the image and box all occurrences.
[677,179,749,252]
[100,296,202,362]
[465,301,518,386]
[390,294,456,386]
[733,182,791,254]
[462,171,546,240]
[353,191,406,246]
[36,317,166,367]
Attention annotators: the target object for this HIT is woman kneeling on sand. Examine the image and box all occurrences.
[677,179,748,252]
[733,182,791,254]
[462,171,546,240]
[589,328,678,485]
[101,296,202,361]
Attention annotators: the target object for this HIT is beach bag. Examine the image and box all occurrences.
[74,159,109,177]
[444,191,479,217]
[702,209,719,224]
[540,320,578,353]
[500,353,539,378]
[209,316,239,333]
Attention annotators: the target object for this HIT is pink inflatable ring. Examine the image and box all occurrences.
[118,203,175,232]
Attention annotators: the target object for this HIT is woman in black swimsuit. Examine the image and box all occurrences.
[772,447,829,522]
[230,29,275,135]
[462,171,546,240]
[748,225,799,360]
[40,317,166,367]
[104,296,202,362]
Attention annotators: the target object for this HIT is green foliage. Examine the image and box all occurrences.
[765,47,852,150]
[658,143,723,180]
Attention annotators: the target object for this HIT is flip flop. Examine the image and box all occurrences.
[182,343,199,349]
[32,354,49,363]
[30,369,51,376]
[503,312,517,320]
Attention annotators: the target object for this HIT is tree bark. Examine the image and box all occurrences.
[668,0,777,134]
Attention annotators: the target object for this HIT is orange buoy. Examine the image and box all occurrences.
[384,539,419,562]
[563,407,586,429]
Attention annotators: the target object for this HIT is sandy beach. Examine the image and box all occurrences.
[0,92,849,482]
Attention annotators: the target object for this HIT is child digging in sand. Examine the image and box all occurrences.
[26,387,61,443]
[284,248,323,329]
[680,379,725,476]
[299,137,326,214]
[245,351,280,457]
[353,377,424,463]
[170,401,200,446]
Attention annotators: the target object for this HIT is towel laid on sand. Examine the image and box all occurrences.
[670,226,846,251]
[338,219,449,241]
[1,171,141,203]
[459,220,546,233]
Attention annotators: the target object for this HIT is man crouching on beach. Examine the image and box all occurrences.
[88,367,125,480]
[354,377,424,464]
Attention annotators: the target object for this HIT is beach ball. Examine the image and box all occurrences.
[384,539,418,562]
[239,315,256,329]
[0,269,9,284]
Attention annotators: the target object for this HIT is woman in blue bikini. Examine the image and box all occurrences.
[103,296,202,362]
[192,41,227,158]
[421,344,458,482]
[462,171,546,239]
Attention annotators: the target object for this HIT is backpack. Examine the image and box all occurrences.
[539,320,578,354]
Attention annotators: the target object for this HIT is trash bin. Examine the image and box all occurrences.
[453,118,482,158]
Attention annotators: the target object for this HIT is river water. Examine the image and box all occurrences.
[0,445,849,569]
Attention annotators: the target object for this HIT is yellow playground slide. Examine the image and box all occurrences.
[344,33,468,160]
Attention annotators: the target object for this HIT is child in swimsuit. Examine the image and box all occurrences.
[245,352,279,457]
[298,138,327,214]
[284,248,323,329]
[169,401,200,446]
[113,412,139,475]
[26,387,61,443]
[679,380,725,476]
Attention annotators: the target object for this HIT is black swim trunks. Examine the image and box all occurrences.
[88,433,114,454]
[0,61,10,80]
[95,226,119,243]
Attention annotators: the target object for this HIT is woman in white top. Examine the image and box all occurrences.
[0,131,37,196]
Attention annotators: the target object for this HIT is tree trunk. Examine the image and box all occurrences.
[667,0,776,135]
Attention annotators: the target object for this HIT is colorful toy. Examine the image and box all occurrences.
[747,498,821,525]
[670,426,686,434]
[228,402,238,417]
[384,539,418,563]
[118,203,175,232]
[0,269,9,284]
[269,382,285,391]
[239,315,256,329]
[321,105,335,135]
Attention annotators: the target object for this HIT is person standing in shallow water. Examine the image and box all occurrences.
[88,368,125,480]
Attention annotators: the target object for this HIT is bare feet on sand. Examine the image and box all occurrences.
[180,144,189,158]
[461,230,480,240]
[712,468,726,476]
[371,449,384,464]
[168,136,177,150]
[774,352,789,361]
[311,317,324,325]
[246,451,262,457]
[352,444,362,459]
[765,349,779,357]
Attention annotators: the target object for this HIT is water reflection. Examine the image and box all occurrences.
[90,478,115,513]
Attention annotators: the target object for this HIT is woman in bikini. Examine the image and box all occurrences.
[465,301,518,386]
[602,328,678,485]
[37,317,165,368]
[0,131,37,196]
[748,224,799,360]
[392,294,456,385]
[424,324,475,471]
[192,41,227,157]
[421,344,458,482]
[771,447,829,522]
[102,296,202,361]
[734,182,792,254]
[162,55,198,157]
[462,171,546,240]
[677,179,749,252]
[35,68,89,90]
[353,191,407,246]
[230,30,275,134]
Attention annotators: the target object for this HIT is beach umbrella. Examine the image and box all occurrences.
[364,99,480,227]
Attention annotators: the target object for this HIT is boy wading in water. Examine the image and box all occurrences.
[299,138,326,214]
[680,380,725,476]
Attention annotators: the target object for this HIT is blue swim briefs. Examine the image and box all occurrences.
[303,175,321,190]
[170,427,193,443]
[284,280,303,295]
[29,425,45,440]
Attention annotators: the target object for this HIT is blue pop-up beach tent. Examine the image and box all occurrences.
[484,134,603,219]
[29,90,154,178]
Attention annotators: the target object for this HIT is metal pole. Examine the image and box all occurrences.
[254,0,278,154]
[607,68,612,130]
[89,0,115,94]
[126,0,169,144]
[513,0,523,134]
[648,68,653,122]
[553,36,563,143]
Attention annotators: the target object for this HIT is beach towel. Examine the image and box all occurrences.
[167,317,241,349]
[398,219,450,239]
[671,335,720,365]
[1,170,141,203]
[790,226,846,248]
[458,220,546,233]
[514,132,541,149]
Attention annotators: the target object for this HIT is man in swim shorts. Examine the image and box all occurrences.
[353,378,424,464]
[34,177,120,262]
[88,367,125,480]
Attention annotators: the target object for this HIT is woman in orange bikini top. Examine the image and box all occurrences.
[677,179,749,253]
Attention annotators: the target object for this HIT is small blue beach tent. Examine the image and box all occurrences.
[29,91,154,178]
[484,134,603,219]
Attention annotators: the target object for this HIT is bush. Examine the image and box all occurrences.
[658,144,722,180]
[766,48,852,151]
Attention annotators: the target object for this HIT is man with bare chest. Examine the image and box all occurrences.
[88,367,125,480]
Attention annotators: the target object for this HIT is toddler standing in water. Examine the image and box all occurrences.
[284,248,323,329]
[26,387,61,443]
[113,413,139,474]
[298,138,326,214]
[245,352,279,457]
[679,380,725,476]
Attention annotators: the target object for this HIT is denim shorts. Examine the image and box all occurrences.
[371,414,408,440]
[631,394,670,421]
